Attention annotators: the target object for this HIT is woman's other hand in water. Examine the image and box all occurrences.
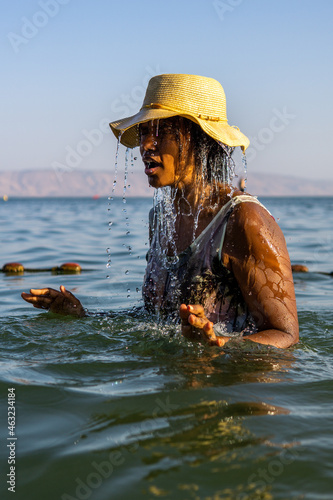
[180,304,230,347]
[21,286,86,317]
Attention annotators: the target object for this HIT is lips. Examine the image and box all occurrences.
[144,160,162,176]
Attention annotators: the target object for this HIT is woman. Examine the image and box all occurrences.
[22,74,299,348]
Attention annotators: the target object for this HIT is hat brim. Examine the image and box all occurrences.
[109,108,250,152]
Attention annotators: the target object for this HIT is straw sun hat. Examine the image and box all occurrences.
[109,74,250,152]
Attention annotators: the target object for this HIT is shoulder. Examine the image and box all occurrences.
[229,195,280,235]
[224,195,288,260]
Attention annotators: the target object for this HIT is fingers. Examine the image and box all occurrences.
[60,285,76,301]
[203,320,216,339]
[179,304,230,347]
[180,303,210,341]
[21,285,85,317]
[180,304,207,323]
[21,286,65,309]
[21,291,52,309]
[187,304,206,318]
[180,303,190,322]
[30,288,58,296]
[188,313,208,330]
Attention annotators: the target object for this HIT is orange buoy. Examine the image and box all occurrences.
[2,262,25,273]
[58,262,82,273]
[291,264,309,273]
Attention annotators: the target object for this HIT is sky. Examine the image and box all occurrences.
[1,0,332,181]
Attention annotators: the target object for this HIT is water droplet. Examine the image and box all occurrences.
[241,152,248,193]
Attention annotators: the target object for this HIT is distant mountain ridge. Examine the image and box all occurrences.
[0,169,332,197]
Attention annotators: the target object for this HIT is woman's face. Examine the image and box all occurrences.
[139,118,194,189]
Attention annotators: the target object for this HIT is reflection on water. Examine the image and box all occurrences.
[0,197,332,500]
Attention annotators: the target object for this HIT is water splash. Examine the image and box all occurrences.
[241,152,248,193]
[218,142,236,185]
[106,134,122,279]
[152,186,178,265]
[108,134,121,203]
[123,147,130,203]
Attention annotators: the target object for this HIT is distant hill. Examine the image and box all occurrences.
[0,169,332,198]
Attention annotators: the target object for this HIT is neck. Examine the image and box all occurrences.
[173,180,231,216]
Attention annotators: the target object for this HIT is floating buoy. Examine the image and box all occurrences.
[291,264,309,273]
[2,262,24,273]
[56,262,82,274]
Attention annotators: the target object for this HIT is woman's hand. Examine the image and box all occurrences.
[21,286,86,317]
[179,304,230,347]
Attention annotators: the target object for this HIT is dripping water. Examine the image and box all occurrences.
[123,148,129,203]
[152,188,178,263]
[122,148,133,295]
[106,134,122,278]
[241,151,248,193]
[109,134,121,202]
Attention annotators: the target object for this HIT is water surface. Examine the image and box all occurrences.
[0,196,332,500]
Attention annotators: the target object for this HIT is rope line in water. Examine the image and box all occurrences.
[1,262,85,274]
[2,262,331,276]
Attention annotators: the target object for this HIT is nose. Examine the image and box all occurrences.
[139,130,158,155]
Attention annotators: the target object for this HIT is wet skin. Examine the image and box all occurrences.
[21,285,85,317]
[179,201,299,348]
[141,119,298,349]
[22,118,299,348]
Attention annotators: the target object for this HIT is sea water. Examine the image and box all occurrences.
[0,196,333,500]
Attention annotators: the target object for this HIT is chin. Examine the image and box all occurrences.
[147,176,160,188]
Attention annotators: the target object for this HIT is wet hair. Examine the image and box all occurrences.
[182,117,235,184]
[146,117,234,184]
[139,117,235,186]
